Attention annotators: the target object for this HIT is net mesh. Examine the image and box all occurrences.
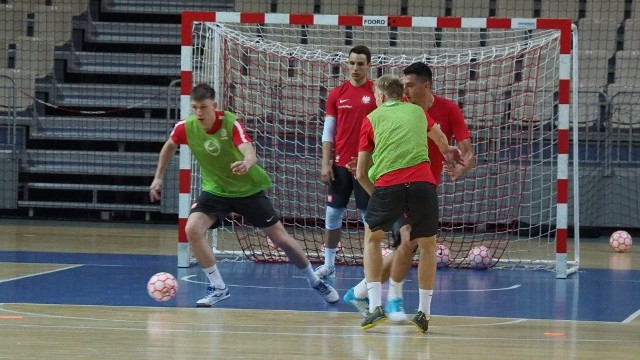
[190,21,566,270]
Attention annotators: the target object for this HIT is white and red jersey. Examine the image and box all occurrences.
[325,79,376,167]
[170,111,252,147]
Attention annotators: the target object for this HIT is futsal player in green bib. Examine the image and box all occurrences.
[150,83,339,307]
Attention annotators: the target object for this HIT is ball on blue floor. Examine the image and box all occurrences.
[467,246,492,269]
[147,272,178,301]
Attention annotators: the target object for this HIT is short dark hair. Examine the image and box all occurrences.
[349,45,372,63]
[402,62,433,85]
[191,83,216,101]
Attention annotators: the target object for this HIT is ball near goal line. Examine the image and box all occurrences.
[609,230,633,253]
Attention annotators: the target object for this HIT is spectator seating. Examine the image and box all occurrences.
[495,0,534,18]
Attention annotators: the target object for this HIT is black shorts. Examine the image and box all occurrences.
[390,217,407,249]
[190,191,280,228]
[327,165,370,210]
[366,182,438,240]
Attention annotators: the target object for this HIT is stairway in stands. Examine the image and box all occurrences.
[17,0,233,221]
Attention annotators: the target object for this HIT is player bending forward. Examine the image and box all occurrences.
[150,83,339,307]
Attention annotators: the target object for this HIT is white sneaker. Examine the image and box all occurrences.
[310,279,339,303]
[196,286,230,307]
[314,264,336,279]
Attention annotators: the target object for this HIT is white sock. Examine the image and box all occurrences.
[301,264,320,286]
[203,264,225,289]
[387,279,404,300]
[367,282,382,312]
[324,247,337,268]
[419,289,434,315]
[354,278,368,299]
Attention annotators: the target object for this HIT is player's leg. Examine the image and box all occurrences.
[405,182,439,333]
[360,184,406,329]
[385,221,417,322]
[345,216,401,316]
[239,192,339,303]
[341,173,374,314]
[360,224,387,329]
[413,234,437,333]
[319,206,344,278]
[318,165,353,278]
[265,221,339,303]
[186,192,231,307]
[353,174,371,232]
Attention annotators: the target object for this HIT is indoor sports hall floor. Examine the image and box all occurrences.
[0,219,639,359]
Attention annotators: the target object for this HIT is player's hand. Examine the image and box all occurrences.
[321,163,334,185]
[345,157,357,175]
[444,146,464,167]
[149,178,163,202]
[444,162,463,181]
[231,160,250,175]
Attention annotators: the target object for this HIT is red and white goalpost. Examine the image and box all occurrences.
[178,12,579,278]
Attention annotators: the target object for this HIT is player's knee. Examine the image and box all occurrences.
[399,224,411,240]
[400,235,418,251]
[418,236,437,253]
[185,221,204,241]
[325,206,346,230]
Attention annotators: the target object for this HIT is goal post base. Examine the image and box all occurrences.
[177,242,190,268]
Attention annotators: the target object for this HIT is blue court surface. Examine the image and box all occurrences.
[1,250,639,323]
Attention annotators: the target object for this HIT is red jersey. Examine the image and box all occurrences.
[170,111,252,147]
[359,110,437,186]
[427,95,472,185]
[325,80,376,167]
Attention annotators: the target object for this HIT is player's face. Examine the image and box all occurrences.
[191,99,218,125]
[402,74,429,105]
[347,53,370,83]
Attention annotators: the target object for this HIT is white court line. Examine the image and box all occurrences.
[181,274,330,290]
[0,317,634,344]
[622,308,640,324]
[1,302,631,326]
[0,303,528,329]
[185,275,521,292]
[0,265,83,284]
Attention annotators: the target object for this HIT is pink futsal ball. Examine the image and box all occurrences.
[436,244,451,268]
[147,272,178,301]
[609,230,633,253]
[467,246,492,269]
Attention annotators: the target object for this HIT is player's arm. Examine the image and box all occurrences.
[150,137,179,202]
[321,115,336,184]
[444,105,476,180]
[355,150,374,195]
[428,123,464,166]
[355,117,375,195]
[321,89,338,184]
[230,142,257,175]
[446,138,476,181]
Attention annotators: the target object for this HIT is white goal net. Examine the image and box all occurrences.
[180,14,578,276]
